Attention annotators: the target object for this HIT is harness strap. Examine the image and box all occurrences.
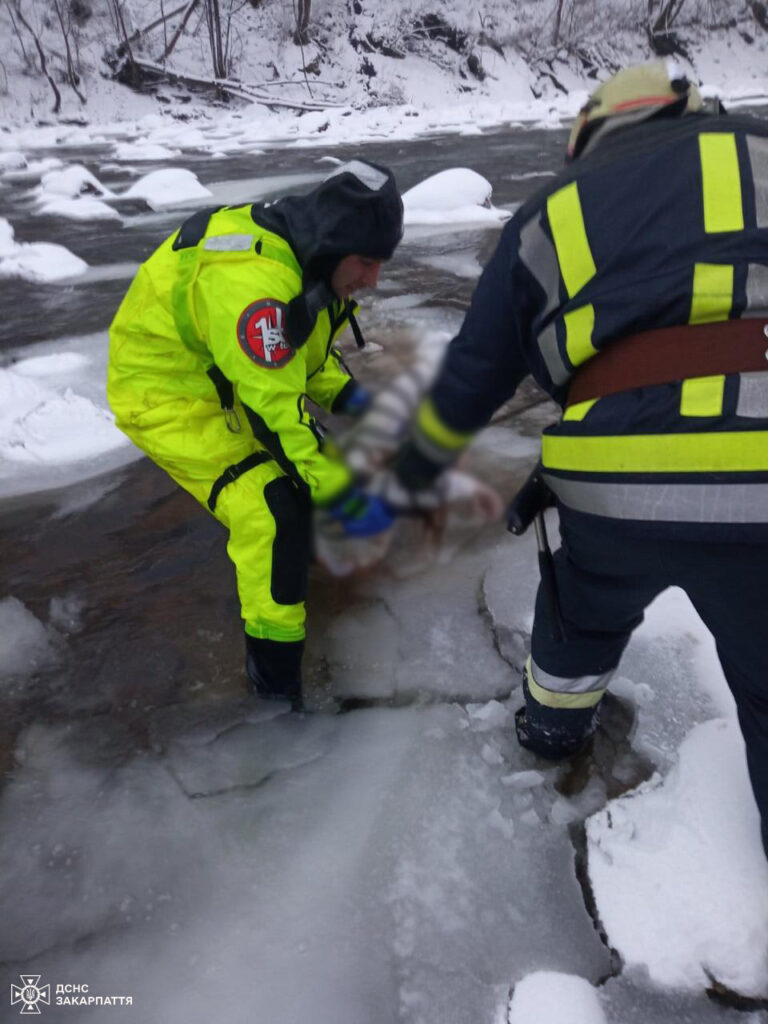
[208,452,273,512]
[206,364,241,433]
[345,301,367,349]
[566,319,768,407]
[172,206,223,250]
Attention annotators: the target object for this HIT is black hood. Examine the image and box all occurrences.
[251,159,404,286]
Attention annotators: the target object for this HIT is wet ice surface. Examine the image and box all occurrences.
[1,134,768,1023]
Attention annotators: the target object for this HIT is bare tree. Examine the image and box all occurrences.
[159,0,202,61]
[204,0,227,79]
[648,0,687,35]
[52,0,86,104]
[551,0,566,46]
[7,0,62,113]
[293,0,311,45]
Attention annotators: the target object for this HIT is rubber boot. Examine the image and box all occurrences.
[514,663,600,760]
[245,635,304,711]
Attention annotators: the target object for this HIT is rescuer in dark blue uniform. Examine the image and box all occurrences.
[386,61,768,856]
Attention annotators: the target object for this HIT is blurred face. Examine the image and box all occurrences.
[331,254,382,299]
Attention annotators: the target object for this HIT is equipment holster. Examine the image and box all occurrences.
[507,463,565,643]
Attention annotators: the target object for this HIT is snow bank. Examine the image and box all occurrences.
[587,717,768,997]
[34,164,120,221]
[112,141,180,161]
[0,151,26,172]
[0,157,64,184]
[121,168,213,211]
[0,597,59,679]
[0,217,87,282]
[38,164,114,199]
[36,198,122,222]
[508,972,606,1024]
[0,351,130,466]
[403,168,510,226]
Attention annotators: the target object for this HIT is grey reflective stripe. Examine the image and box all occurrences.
[747,135,768,228]
[537,322,569,386]
[325,160,387,190]
[737,371,768,418]
[530,656,614,695]
[203,234,254,252]
[744,263,768,316]
[543,472,768,523]
[519,215,561,319]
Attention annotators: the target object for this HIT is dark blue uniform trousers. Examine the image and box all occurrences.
[527,512,768,857]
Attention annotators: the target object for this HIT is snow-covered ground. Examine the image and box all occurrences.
[1,32,768,1022]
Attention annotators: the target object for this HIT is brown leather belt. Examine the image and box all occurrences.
[566,319,768,407]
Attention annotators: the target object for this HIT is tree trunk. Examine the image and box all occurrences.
[12,3,62,113]
[551,0,566,46]
[204,0,226,80]
[652,0,687,34]
[294,0,311,46]
[159,0,201,61]
[52,0,86,103]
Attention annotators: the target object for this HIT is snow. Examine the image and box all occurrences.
[0,597,60,680]
[36,197,122,222]
[0,336,139,499]
[121,168,214,210]
[37,164,114,200]
[508,972,607,1024]
[0,20,767,1020]
[0,217,87,283]
[112,141,181,162]
[403,168,511,226]
[587,718,768,997]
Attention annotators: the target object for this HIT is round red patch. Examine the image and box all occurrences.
[237,299,294,368]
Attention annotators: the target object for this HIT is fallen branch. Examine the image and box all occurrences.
[122,1,190,46]
[158,0,202,61]
[129,58,350,110]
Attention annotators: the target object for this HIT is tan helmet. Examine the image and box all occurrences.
[567,60,703,161]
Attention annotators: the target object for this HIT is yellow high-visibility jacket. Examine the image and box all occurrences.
[108,204,355,507]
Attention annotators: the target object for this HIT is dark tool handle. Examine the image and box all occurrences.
[507,464,554,536]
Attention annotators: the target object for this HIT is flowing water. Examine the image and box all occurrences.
[0,120,568,749]
[3,110,768,1024]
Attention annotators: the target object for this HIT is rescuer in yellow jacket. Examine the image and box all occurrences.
[108,160,404,707]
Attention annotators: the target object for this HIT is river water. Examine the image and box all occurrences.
[0,120,568,747]
[3,112,768,1022]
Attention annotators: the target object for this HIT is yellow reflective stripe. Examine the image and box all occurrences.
[699,133,744,234]
[680,375,725,417]
[245,620,306,642]
[526,670,605,710]
[547,182,596,297]
[416,398,472,452]
[258,237,302,277]
[563,398,598,422]
[689,263,734,324]
[564,303,597,368]
[542,430,768,473]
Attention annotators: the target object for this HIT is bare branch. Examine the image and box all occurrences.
[10,1,62,114]
[158,0,201,61]
[52,0,86,104]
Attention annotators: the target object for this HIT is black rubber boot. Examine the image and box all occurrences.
[245,635,304,711]
[514,706,596,760]
[514,664,600,760]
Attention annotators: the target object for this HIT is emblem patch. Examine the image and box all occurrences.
[237,299,294,368]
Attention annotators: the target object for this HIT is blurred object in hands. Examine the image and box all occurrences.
[340,361,434,478]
